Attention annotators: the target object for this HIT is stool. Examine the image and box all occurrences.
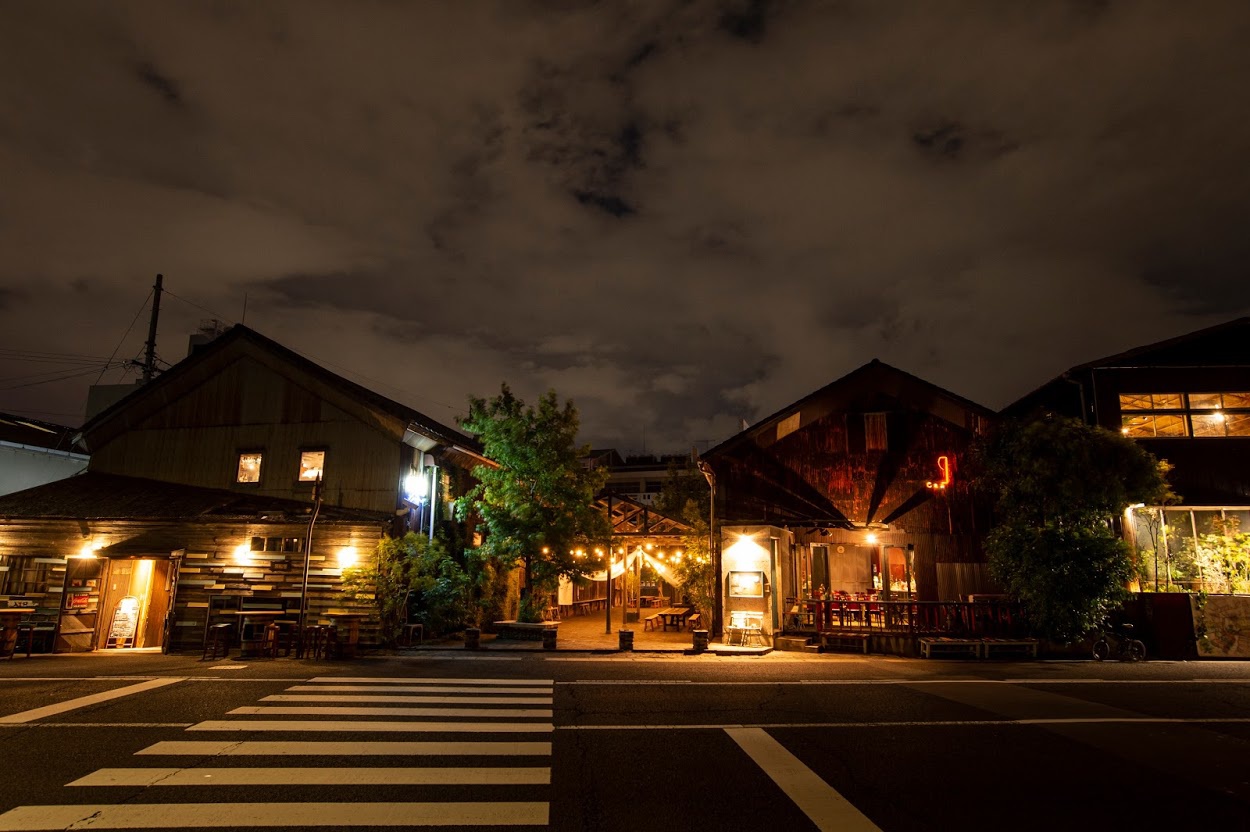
[274,622,297,657]
[322,625,340,659]
[298,625,325,659]
[202,623,232,660]
[258,623,279,659]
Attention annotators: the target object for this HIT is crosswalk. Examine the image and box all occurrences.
[0,676,555,830]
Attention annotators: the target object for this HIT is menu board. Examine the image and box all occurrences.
[107,597,139,646]
[728,570,764,597]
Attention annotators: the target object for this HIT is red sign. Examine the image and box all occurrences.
[67,592,91,610]
[926,455,952,490]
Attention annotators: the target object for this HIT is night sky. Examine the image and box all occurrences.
[2,2,1248,453]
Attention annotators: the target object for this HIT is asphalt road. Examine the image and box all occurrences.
[2,651,1249,831]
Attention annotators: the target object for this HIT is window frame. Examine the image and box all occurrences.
[235,450,264,485]
[1119,392,1250,439]
[297,448,327,484]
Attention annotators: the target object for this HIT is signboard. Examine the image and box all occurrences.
[67,592,91,610]
[728,571,764,598]
[107,596,140,647]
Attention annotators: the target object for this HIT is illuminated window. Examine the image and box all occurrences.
[236,452,262,483]
[298,450,325,482]
[1119,392,1250,438]
[865,413,888,451]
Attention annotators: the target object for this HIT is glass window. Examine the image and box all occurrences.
[1121,414,1155,438]
[1191,413,1227,437]
[1189,393,1223,409]
[1154,415,1187,436]
[236,452,262,483]
[1152,393,1184,410]
[1221,392,1250,408]
[1224,412,1250,437]
[299,450,325,482]
[1118,393,1153,411]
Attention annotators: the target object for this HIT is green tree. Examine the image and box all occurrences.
[369,533,469,646]
[457,384,610,622]
[978,415,1175,641]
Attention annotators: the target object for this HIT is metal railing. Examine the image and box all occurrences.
[788,599,1025,638]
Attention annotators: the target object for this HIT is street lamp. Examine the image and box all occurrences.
[696,459,719,637]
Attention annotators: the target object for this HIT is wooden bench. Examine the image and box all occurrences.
[821,633,870,654]
[685,613,701,631]
[981,638,1038,659]
[643,614,660,631]
[919,637,982,659]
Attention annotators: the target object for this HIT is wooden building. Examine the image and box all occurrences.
[1006,317,1250,593]
[702,359,995,641]
[0,325,486,653]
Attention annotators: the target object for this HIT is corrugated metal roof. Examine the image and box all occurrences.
[0,471,386,523]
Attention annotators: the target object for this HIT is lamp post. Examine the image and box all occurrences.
[697,459,720,638]
[297,475,323,640]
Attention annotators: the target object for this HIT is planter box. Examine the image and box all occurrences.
[493,620,558,641]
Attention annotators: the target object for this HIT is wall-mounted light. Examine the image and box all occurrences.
[337,546,358,569]
[866,533,878,545]
[75,540,102,559]
[403,470,428,503]
[233,543,252,564]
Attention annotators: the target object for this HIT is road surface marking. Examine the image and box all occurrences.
[69,766,552,787]
[561,716,1250,730]
[0,802,549,829]
[0,723,193,729]
[188,720,554,733]
[263,694,553,705]
[284,684,553,694]
[228,705,553,718]
[561,678,1250,686]
[306,676,552,685]
[0,678,184,724]
[726,727,880,832]
[137,740,553,756]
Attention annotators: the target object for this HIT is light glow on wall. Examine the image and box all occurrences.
[337,546,358,569]
[724,533,768,570]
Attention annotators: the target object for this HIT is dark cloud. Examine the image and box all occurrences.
[135,61,183,107]
[2,1,1249,451]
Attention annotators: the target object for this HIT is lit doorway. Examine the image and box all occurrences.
[96,558,173,650]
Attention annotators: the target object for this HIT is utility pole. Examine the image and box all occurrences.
[697,458,720,638]
[142,274,164,383]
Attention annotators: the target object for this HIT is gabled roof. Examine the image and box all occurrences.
[79,324,482,458]
[1069,316,1250,370]
[705,359,993,458]
[0,412,81,453]
[1003,317,1250,416]
[0,471,385,523]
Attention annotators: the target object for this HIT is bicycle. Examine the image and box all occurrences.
[1091,622,1146,662]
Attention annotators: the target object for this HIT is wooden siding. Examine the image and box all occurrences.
[715,408,984,537]
[88,356,406,514]
[0,517,386,652]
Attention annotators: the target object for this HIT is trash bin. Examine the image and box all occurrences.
[542,628,557,650]
[692,629,709,652]
[464,627,480,650]
[618,629,634,651]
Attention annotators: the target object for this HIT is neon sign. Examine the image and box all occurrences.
[925,455,951,490]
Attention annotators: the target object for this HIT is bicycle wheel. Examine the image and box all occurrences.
[1127,640,1146,662]
[1092,639,1111,661]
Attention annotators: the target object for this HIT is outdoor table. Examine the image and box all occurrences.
[658,607,692,631]
[0,609,32,659]
[221,610,285,655]
[325,611,366,658]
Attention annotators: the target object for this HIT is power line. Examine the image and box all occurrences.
[94,291,153,387]
[0,364,125,392]
[162,288,235,325]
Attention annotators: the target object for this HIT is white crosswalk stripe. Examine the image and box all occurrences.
[0,675,554,830]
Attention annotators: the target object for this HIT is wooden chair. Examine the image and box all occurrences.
[201,623,232,660]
